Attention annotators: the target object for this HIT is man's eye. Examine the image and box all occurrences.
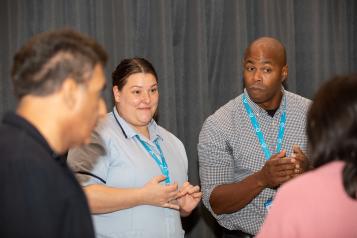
[263,68,272,73]
[151,88,158,93]
[133,90,140,94]
[246,66,255,71]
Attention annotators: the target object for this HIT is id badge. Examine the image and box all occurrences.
[264,197,273,211]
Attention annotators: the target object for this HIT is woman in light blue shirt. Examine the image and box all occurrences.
[67,57,201,238]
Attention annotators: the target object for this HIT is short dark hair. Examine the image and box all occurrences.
[307,74,357,199]
[112,57,158,90]
[11,28,107,99]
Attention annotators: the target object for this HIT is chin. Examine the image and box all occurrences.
[138,114,154,123]
[139,119,152,125]
[247,91,267,102]
[248,96,263,104]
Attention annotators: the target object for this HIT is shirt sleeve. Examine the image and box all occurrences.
[67,129,109,186]
[176,138,189,182]
[197,116,235,218]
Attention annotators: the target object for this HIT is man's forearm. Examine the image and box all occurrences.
[209,171,267,215]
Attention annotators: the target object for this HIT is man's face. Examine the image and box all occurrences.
[70,64,107,145]
[243,45,287,110]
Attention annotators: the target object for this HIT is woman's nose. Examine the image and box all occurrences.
[142,91,151,103]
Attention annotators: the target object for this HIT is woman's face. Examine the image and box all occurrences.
[113,72,159,130]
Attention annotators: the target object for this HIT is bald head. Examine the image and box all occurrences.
[244,37,287,66]
[242,37,288,110]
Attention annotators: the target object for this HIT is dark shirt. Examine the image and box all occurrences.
[0,112,95,238]
[266,108,277,117]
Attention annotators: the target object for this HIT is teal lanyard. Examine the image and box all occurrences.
[135,135,171,184]
[242,94,286,160]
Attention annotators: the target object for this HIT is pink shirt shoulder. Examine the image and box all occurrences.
[256,161,357,238]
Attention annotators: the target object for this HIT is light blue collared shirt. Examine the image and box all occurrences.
[68,107,188,238]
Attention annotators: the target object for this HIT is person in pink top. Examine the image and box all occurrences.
[256,74,357,238]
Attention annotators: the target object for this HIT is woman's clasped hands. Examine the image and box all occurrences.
[142,175,202,216]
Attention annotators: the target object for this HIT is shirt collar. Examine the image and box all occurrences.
[112,107,162,142]
[243,87,286,117]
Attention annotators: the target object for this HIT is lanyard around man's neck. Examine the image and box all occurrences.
[242,94,286,160]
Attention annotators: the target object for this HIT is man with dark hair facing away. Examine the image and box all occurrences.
[0,29,107,238]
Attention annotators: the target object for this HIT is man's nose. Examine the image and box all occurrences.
[253,70,263,82]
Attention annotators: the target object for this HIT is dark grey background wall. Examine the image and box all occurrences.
[1,0,356,237]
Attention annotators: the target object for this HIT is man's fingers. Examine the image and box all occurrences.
[270,150,286,160]
[277,169,295,177]
[293,145,303,154]
[279,175,292,183]
[269,157,295,168]
[292,145,306,161]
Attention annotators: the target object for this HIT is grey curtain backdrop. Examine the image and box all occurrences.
[1,0,356,237]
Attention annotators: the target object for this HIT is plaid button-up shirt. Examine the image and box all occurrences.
[198,89,311,235]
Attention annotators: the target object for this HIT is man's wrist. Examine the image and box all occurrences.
[255,170,268,188]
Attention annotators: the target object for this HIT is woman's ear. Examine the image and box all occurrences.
[113,85,120,103]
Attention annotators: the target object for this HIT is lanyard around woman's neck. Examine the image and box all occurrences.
[135,135,171,184]
[112,110,171,184]
[242,94,287,160]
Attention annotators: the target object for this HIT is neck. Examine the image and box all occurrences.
[135,126,150,140]
[17,97,67,154]
[258,91,283,110]
[116,106,151,140]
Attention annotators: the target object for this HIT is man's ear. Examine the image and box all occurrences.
[61,78,79,110]
[282,65,288,82]
[112,86,120,103]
